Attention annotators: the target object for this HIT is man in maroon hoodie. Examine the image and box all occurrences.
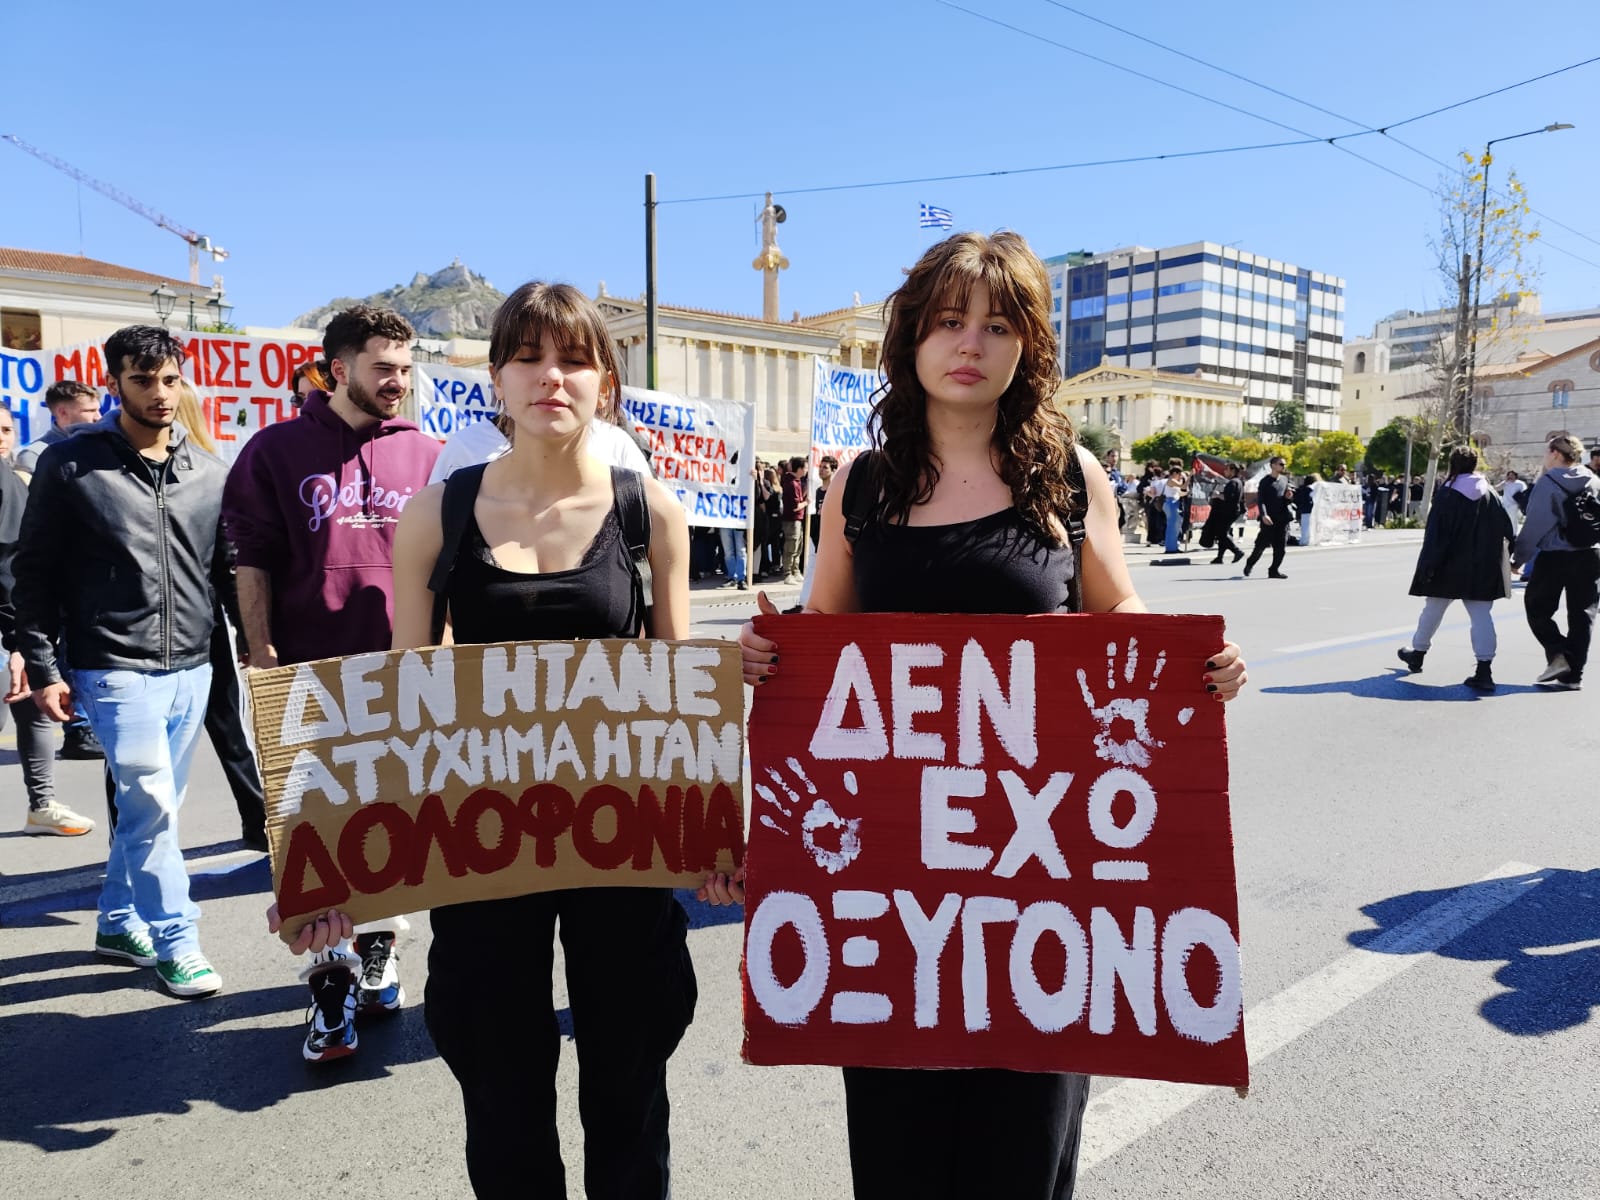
[223,304,440,1063]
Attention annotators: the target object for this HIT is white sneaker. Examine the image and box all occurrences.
[25,801,97,837]
[1536,654,1571,684]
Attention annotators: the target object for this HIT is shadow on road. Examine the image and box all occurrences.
[1349,867,1600,1037]
[1262,669,1549,701]
[0,975,442,1152]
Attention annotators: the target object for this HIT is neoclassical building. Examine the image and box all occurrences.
[1,247,216,350]
[1054,365,1247,446]
[594,288,885,459]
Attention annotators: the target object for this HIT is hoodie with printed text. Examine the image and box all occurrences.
[222,391,440,665]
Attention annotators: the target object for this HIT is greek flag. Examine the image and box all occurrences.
[919,203,954,229]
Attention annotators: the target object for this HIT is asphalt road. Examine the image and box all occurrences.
[4,529,1597,1199]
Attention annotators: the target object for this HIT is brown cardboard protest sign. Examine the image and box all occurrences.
[741,613,1247,1089]
[246,640,745,936]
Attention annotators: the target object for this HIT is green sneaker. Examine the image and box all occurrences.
[156,952,223,998]
[95,930,157,967]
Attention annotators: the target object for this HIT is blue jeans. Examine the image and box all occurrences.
[1163,497,1181,553]
[718,527,747,584]
[72,665,212,960]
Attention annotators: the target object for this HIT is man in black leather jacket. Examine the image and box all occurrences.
[13,325,234,998]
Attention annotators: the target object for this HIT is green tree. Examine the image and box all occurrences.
[1263,400,1308,444]
[1288,439,1322,475]
[1196,433,1239,459]
[1075,423,1114,459]
[1228,437,1273,465]
[1129,429,1200,466]
[1364,420,1411,474]
[1312,430,1365,477]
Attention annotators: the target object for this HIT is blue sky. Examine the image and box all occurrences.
[4,1,1597,340]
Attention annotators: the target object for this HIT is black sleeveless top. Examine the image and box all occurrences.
[446,475,644,645]
[853,506,1078,616]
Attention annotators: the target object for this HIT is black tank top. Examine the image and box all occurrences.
[446,477,643,644]
[853,506,1078,615]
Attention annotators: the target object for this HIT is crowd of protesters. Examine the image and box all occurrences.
[6,232,1593,1196]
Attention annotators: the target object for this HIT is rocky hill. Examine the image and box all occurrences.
[290,260,505,337]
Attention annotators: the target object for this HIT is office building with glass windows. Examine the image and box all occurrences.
[1057,241,1346,432]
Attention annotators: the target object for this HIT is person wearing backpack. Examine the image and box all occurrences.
[1513,433,1600,689]
[383,281,693,1197]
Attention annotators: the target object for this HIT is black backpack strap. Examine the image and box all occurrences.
[612,466,654,635]
[427,463,487,644]
[841,451,880,544]
[1065,448,1089,614]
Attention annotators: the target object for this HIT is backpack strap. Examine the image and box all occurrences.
[612,466,655,636]
[1064,448,1089,614]
[427,463,487,644]
[841,451,880,545]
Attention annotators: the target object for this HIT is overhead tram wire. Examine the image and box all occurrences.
[1026,1,1600,253]
[935,0,1438,195]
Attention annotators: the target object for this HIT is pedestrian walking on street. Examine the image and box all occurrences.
[1203,462,1245,565]
[1294,473,1318,547]
[1395,446,1514,691]
[1512,433,1600,689]
[14,325,233,997]
[1244,455,1292,578]
[727,230,1249,1200]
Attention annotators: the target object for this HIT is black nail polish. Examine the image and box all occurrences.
[1206,684,1218,692]
[1206,660,1218,670]
[770,655,779,664]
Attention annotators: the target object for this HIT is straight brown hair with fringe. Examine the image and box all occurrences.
[489,282,625,428]
[870,231,1077,540]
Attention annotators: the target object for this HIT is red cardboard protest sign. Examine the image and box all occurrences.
[740,612,1247,1088]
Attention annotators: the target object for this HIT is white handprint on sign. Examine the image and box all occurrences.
[754,757,863,875]
[1075,638,1193,768]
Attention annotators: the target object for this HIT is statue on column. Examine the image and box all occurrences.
[752,192,789,323]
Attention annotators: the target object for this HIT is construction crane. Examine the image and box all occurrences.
[3,133,228,284]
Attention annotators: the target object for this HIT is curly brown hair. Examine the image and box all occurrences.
[870,231,1077,539]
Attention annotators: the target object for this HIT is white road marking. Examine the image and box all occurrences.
[1274,624,1420,653]
[1078,859,1542,1174]
[0,848,263,907]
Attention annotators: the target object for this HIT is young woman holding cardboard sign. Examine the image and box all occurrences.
[383,281,694,1197]
[724,232,1248,1199]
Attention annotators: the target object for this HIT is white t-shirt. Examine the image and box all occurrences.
[1500,478,1526,509]
[427,417,649,484]
[1163,481,1183,501]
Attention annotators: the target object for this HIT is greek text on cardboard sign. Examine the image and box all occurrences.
[740,613,1247,1089]
[246,640,746,934]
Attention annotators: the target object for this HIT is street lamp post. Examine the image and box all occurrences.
[206,286,233,329]
[150,284,177,327]
[1463,121,1573,438]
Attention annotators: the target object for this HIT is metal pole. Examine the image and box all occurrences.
[1464,146,1491,440]
[645,172,659,391]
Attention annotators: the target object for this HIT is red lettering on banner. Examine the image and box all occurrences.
[741,613,1247,1089]
[54,348,106,387]
[286,343,317,374]
[210,340,236,388]
[260,342,288,389]
[250,396,279,430]
[232,340,254,387]
[278,820,353,915]
[407,793,469,886]
[210,395,238,442]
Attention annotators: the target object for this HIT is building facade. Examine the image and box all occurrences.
[594,289,885,459]
[1055,365,1246,447]
[1061,241,1345,433]
[0,248,217,350]
[1468,336,1600,471]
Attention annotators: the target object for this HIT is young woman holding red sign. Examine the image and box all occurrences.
[286,282,697,1199]
[723,231,1248,1199]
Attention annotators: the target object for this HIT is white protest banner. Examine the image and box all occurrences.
[809,358,879,469]
[1310,482,1362,545]
[416,362,497,440]
[3,333,324,460]
[620,385,756,529]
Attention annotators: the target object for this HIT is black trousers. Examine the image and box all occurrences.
[1246,519,1288,573]
[104,621,267,837]
[1211,519,1242,560]
[1524,547,1600,680]
[843,1066,1090,1199]
[426,888,696,1200]
[0,697,56,810]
